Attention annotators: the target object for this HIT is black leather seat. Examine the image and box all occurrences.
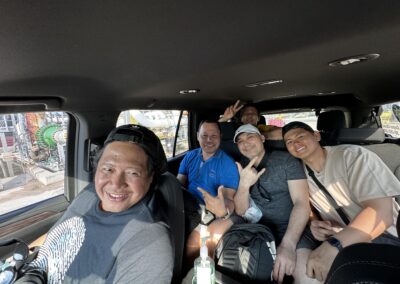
[317,110,346,145]
[156,172,185,283]
[326,243,400,284]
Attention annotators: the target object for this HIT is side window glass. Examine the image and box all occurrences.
[380,102,400,138]
[0,112,68,217]
[117,110,189,158]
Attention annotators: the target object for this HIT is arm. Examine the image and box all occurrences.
[307,197,394,282]
[218,100,243,123]
[281,179,311,248]
[222,187,235,214]
[273,179,310,283]
[335,197,393,245]
[176,173,187,187]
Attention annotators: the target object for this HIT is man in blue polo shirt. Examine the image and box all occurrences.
[177,120,239,261]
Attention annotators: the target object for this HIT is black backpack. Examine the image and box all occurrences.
[214,223,276,283]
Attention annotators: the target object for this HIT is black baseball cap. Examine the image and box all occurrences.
[282,121,315,138]
[104,124,167,175]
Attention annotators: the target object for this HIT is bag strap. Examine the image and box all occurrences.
[305,165,350,225]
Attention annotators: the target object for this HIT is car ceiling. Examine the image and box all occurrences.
[1,1,400,113]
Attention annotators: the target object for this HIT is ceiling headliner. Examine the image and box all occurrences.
[1,1,400,112]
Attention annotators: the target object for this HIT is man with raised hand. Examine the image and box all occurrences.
[177,120,240,260]
[282,121,400,282]
[233,124,318,284]
[218,100,261,126]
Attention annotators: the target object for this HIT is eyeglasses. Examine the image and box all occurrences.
[256,180,271,202]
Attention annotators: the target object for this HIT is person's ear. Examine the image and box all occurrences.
[314,131,321,141]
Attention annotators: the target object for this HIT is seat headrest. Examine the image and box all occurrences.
[317,110,346,131]
[337,128,385,144]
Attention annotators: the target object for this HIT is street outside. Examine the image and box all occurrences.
[0,173,64,216]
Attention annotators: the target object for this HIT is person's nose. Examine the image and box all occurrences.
[110,172,126,188]
[293,140,303,148]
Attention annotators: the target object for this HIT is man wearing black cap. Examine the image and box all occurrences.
[26,125,173,284]
[282,121,400,282]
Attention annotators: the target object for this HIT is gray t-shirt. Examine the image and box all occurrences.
[31,184,173,284]
[242,150,305,236]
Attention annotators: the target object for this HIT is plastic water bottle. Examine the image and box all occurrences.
[192,239,215,284]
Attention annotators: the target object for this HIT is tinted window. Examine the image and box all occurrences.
[381,102,400,137]
[117,110,189,158]
[0,112,68,216]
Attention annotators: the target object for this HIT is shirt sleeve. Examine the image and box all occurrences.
[285,154,307,181]
[178,151,190,175]
[345,147,400,202]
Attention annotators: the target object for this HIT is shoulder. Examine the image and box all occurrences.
[183,148,199,157]
[217,149,236,162]
[66,183,98,212]
[328,144,376,161]
[269,150,300,164]
[180,148,201,167]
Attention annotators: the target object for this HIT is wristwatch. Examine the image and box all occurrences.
[326,236,343,251]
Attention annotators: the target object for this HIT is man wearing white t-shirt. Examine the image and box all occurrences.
[282,121,400,283]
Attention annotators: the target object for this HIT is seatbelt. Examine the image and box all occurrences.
[305,165,350,225]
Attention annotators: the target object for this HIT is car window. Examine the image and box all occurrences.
[380,102,400,138]
[263,111,317,129]
[117,110,189,158]
[0,112,68,217]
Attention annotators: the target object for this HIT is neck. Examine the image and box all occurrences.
[304,147,326,173]
[202,151,216,161]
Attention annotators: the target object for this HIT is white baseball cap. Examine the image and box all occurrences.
[234,124,262,142]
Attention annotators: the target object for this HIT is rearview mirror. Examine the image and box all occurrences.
[393,104,400,122]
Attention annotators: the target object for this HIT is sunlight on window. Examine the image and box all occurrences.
[117,110,189,158]
[0,112,67,216]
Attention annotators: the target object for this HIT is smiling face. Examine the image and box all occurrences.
[236,132,265,161]
[197,122,221,157]
[283,128,321,160]
[94,141,153,213]
[240,106,259,126]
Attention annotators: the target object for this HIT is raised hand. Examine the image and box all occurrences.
[198,186,227,217]
[218,100,244,122]
[236,156,266,188]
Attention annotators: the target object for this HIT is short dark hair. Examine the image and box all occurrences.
[239,103,259,117]
[198,120,221,133]
[282,121,315,138]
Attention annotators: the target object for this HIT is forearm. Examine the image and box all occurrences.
[234,184,251,215]
[335,203,393,247]
[281,203,310,248]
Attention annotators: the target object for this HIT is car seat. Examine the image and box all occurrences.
[317,110,346,145]
[326,243,400,284]
[219,122,242,161]
[156,172,185,283]
[336,128,400,181]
